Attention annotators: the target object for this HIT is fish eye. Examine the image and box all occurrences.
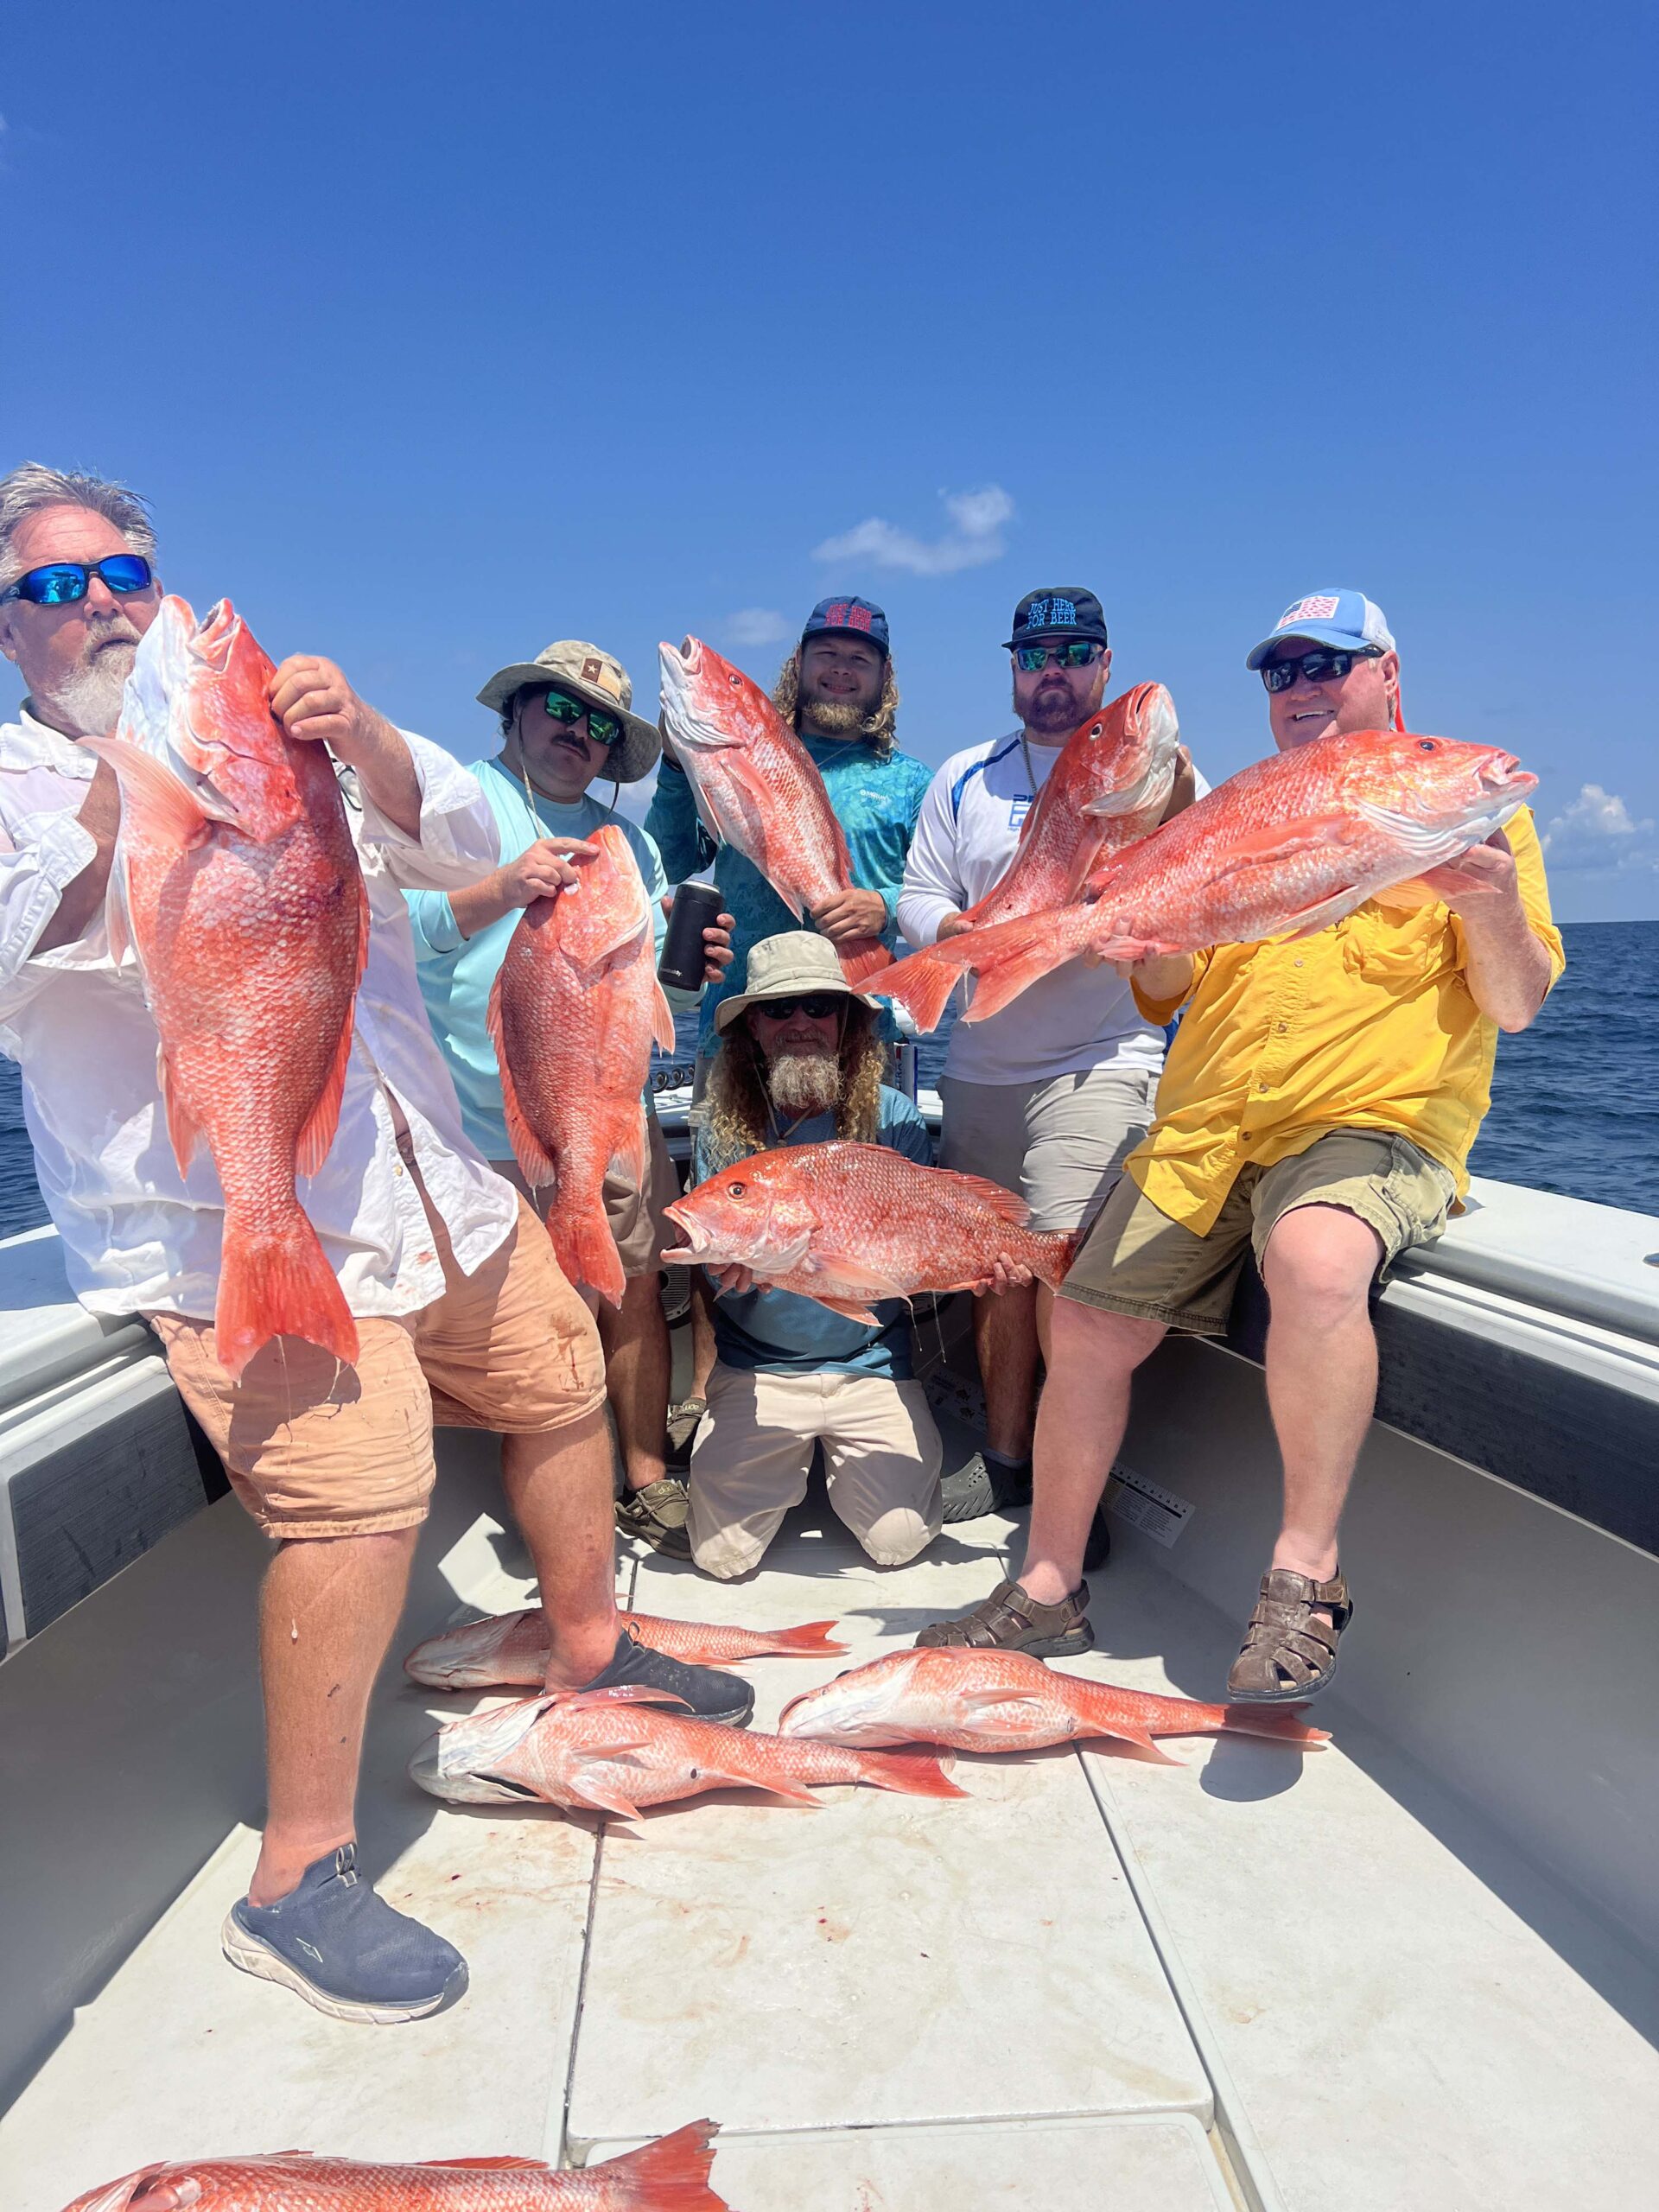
[728,673,741,688]
[726,1179,746,1197]
[1417,739,1437,752]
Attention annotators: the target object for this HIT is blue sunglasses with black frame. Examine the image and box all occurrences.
[0,556,156,607]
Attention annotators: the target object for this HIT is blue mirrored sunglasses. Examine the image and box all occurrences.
[1014,640,1103,672]
[0,556,156,607]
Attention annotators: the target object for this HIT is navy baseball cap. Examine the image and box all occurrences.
[1245,589,1396,669]
[802,596,889,655]
[1004,587,1109,650]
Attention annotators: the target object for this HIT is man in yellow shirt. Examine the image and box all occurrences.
[918,589,1563,1700]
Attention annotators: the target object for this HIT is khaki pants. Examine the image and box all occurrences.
[689,1364,944,1579]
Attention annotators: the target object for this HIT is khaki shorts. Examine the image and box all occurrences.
[1061,1128,1456,1337]
[493,1103,676,1281]
[938,1065,1157,1234]
[689,1365,944,1579]
[150,1192,606,1540]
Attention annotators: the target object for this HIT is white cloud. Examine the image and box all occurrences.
[812,485,1014,577]
[1541,783,1658,871]
[722,607,790,647]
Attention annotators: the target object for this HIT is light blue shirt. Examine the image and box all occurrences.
[406,755,692,1162]
[694,1085,934,1379]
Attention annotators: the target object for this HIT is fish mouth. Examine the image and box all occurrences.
[408,1698,548,1802]
[1481,752,1535,793]
[188,599,240,676]
[661,1201,706,1255]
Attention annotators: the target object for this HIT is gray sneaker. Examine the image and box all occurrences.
[222,1843,466,2023]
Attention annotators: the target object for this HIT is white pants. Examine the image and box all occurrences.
[689,1364,944,1580]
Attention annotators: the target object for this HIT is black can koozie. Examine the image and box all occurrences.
[657,880,726,993]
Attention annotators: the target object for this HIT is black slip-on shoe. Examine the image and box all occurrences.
[582,1628,754,1728]
[939,1450,1033,1522]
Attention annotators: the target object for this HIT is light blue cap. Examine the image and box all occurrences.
[1245,589,1395,670]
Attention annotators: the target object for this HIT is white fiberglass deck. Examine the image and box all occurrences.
[3,1481,1656,2212]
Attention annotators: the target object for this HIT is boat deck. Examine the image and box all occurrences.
[4,1482,1656,2212]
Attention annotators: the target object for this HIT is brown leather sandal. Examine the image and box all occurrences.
[914,1577,1094,1657]
[1227,1567,1352,1702]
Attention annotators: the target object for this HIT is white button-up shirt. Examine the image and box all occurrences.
[0,703,518,1322]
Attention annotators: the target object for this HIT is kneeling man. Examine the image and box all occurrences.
[684,933,944,1577]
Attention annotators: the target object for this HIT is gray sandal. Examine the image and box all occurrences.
[1227,1567,1352,1702]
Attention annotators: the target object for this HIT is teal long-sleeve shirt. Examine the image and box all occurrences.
[405,756,694,1162]
[645,734,934,1052]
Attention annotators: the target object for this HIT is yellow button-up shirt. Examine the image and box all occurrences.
[1126,807,1565,1234]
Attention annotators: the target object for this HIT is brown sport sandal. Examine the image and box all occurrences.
[914,1577,1094,1658]
[1227,1567,1352,1702]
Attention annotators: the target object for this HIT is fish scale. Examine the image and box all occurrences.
[663,1140,1075,1321]
[657,636,889,985]
[84,596,367,1377]
[54,2120,728,2209]
[905,727,1536,1028]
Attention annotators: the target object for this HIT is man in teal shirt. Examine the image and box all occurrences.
[408,639,732,1557]
[646,595,933,1063]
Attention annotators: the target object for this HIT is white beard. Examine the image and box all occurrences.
[767,1046,841,1120]
[39,643,137,739]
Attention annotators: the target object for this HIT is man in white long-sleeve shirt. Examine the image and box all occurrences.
[898,586,1201,1524]
[0,465,750,2026]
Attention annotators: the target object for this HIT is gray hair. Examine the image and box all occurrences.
[0,463,158,590]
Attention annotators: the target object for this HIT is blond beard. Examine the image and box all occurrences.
[766,1044,841,1119]
[799,696,869,738]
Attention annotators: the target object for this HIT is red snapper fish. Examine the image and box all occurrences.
[404,1607,848,1689]
[779,1648,1329,1761]
[409,1687,965,1814]
[55,2121,728,2210]
[878,683,1180,1032]
[85,596,366,1376]
[657,636,888,984]
[663,1141,1075,1323]
[488,824,675,1306]
[922,728,1536,1027]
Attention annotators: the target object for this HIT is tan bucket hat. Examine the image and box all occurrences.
[476,639,661,785]
[714,930,882,1035]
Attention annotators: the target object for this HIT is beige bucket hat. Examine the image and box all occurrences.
[477,639,661,784]
[715,930,882,1035]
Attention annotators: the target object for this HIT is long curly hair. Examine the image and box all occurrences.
[703,1000,887,1169]
[772,649,900,759]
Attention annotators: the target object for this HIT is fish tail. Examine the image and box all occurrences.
[760,1619,850,1656]
[1219,1707,1332,1749]
[215,1208,357,1379]
[551,1192,626,1310]
[597,2117,727,2208]
[874,945,963,1033]
[852,1748,969,1799]
[836,935,895,988]
[956,918,1071,1023]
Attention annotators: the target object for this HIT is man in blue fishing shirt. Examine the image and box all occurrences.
[407,639,733,1559]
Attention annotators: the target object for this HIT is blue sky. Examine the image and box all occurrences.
[3,2,1654,918]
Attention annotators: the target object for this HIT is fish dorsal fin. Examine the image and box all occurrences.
[936,1168,1031,1225]
[424,2156,552,2170]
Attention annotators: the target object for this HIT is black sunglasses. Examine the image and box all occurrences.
[0,555,156,607]
[1014,640,1103,671]
[537,685,623,748]
[1261,646,1381,694]
[752,993,843,1021]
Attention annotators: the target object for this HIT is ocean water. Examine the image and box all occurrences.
[0,920,1652,1244]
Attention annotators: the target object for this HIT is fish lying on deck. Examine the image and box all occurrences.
[664,1140,1075,1323]
[876,683,1179,1032]
[657,636,888,985]
[410,1687,966,1814]
[404,1607,849,1688]
[489,823,676,1307]
[55,2120,728,2210]
[778,1648,1330,1761]
[887,728,1536,1027]
[85,596,368,1376]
